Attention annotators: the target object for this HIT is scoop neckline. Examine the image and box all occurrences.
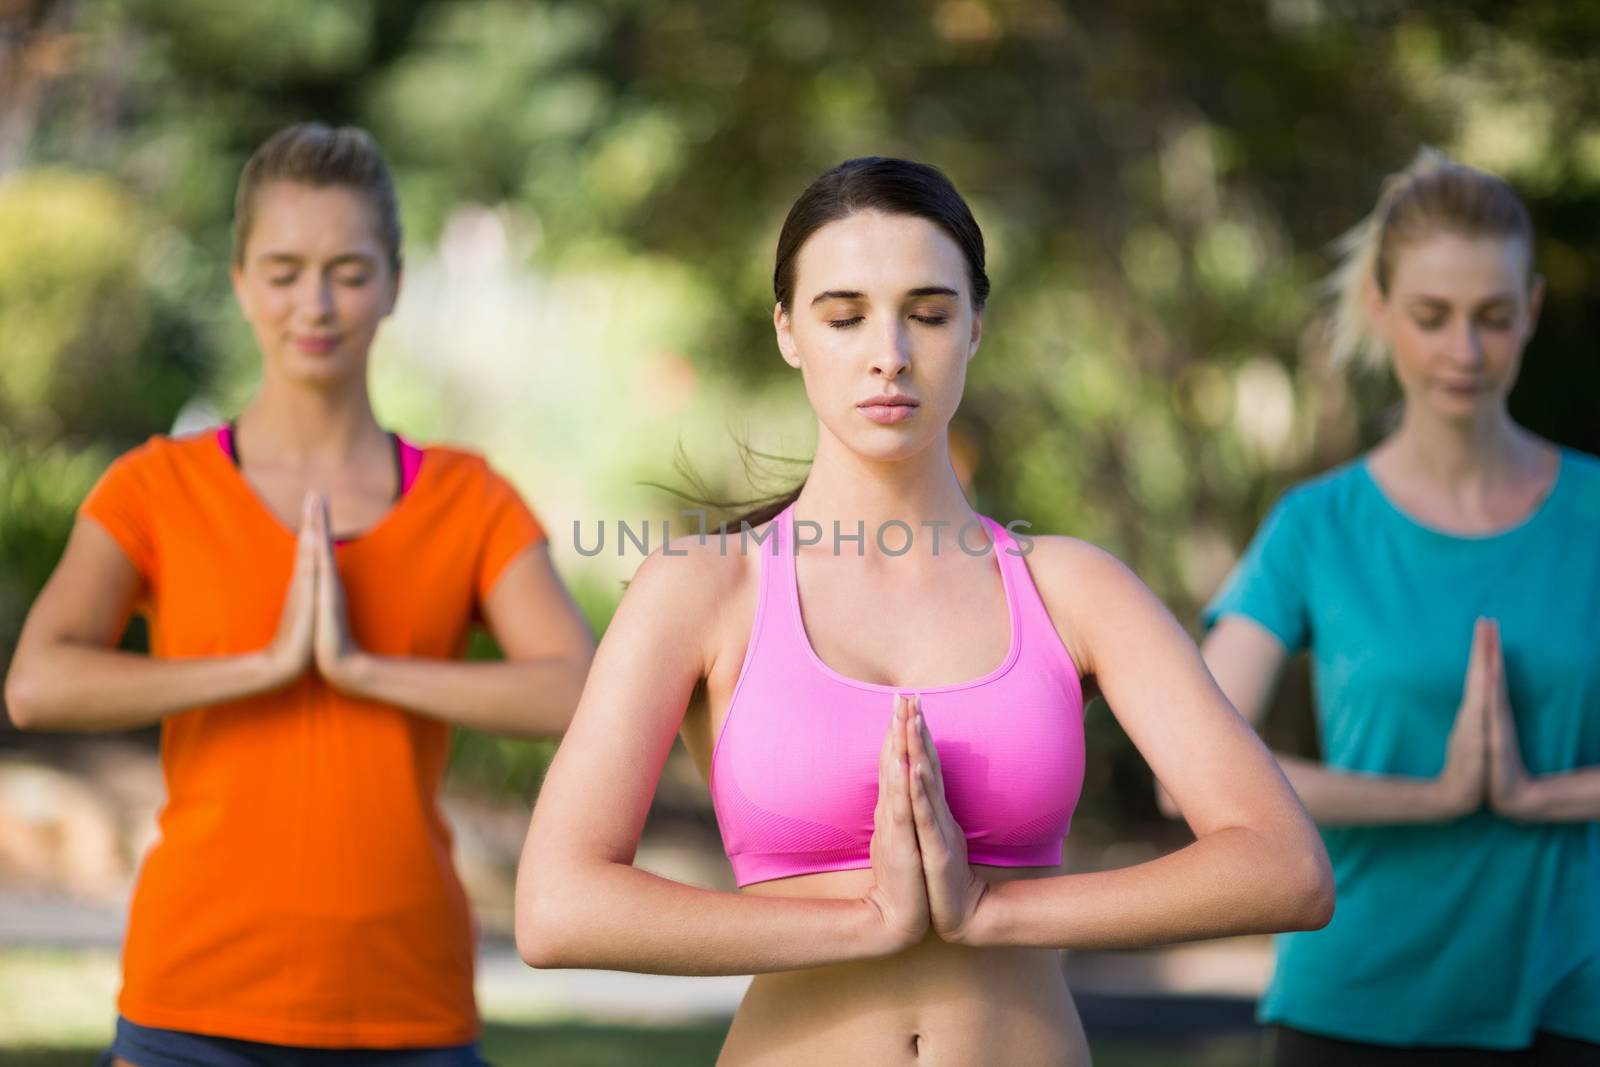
[1356,448,1567,544]
[783,504,1023,694]
[208,425,430,547]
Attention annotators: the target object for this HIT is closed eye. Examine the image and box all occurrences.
[827,316,865,329]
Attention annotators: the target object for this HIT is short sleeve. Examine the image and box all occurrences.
[474,469,548,605]
[78,448,158,586]
[1201,489,1311,653]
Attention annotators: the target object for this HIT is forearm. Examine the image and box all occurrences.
[1509,766,1600,822]
[332,653,587,738]
[6,644,287,731]
[1274,751,1465,825]
[961,825,1331,950]
[517,861,897,975]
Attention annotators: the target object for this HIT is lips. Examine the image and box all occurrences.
[293,336,340,355]
[857,395,920,425]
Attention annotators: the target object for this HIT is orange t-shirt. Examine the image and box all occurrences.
[79,430,546,1047]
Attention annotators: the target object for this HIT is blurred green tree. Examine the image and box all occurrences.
[3,0,1597,830]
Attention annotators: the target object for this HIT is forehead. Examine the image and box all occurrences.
[794,211,967,295]
[1389,231,1531,297]
[245,181,385,258]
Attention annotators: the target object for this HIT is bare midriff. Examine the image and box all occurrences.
[717,866,1089,1066]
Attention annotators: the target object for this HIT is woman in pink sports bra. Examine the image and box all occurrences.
[516,157,1333,1065]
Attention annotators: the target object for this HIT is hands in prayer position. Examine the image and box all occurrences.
[1440,617,1537,821]
[865,693,994,951]
[264,491,365,692]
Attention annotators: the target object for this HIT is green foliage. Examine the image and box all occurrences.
[0,172,144,426]
[0,438,112,659]
[5,0,1599,818]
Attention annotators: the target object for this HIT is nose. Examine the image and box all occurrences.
[295,272,337,325]
[869,318,912,380]
[1449,320,1486,370]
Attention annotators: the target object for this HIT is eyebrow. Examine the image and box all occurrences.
[258,252,377,268]
[1405,292,1518,307]
[808,285,960,307]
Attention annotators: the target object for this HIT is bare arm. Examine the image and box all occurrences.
[1157,615,1487,826]
[514,542,928,975]
[319,537,597,739]
[1507,770,1600,822]
[5,505,317,731]
[927,540,1332,950]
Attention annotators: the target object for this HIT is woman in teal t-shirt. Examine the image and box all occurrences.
[1191,150,1600,1064]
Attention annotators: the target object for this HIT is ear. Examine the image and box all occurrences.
[774,301,801,369]
[967,308,983,362]
[230,262,249,316]
[382,259,404,318]
[1523,273,1545,340]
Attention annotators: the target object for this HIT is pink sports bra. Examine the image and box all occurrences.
[709,503,1087,887]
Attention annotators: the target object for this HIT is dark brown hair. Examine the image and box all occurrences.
[232,122,402,274]
[774,156,989,312]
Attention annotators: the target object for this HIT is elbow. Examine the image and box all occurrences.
[515,922,564,971]
[1301,870,1336,931]
[514,868,582,969]
[516,914,570,970]
[1284,839,1335,931]
[4,668,43,731]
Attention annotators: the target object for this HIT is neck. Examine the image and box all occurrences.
[1384,400,1534,489]
[793,427,978,557]
[237,370,384,466]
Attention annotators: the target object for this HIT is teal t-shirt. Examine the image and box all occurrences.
[1205,448,1600,1048]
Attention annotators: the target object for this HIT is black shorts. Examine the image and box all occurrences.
[98,1016,491,1067]
[1269,1025,1600,1067]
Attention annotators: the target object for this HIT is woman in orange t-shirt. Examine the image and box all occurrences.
[5,123,596,1065]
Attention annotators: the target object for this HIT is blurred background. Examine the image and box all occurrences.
[2,1,1598,1063]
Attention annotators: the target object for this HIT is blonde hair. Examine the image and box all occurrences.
[1327,147,1534,370]
[232,123,401,274]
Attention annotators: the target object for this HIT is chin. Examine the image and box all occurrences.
[1425,389,1505,424]
[847,429,937,463]
[282,352,363,388]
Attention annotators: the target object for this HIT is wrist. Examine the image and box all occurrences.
[253,648,298,692]
[853,895,923,958]
[1494,776,1542,822]
[1426,773,1476,822]
[324,650,376,696]
[945,880,1002,947]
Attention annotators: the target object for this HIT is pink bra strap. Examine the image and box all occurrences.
[396,434,423,495]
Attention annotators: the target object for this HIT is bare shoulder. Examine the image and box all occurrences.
[1016,533,1142,600]
[629,522,764,600]
[624,520,768,672]
[1013,534,1161,677]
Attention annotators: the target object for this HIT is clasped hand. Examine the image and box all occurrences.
[265,491,364,691]
[865,693,991,951]
[1439,617,1535,820]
